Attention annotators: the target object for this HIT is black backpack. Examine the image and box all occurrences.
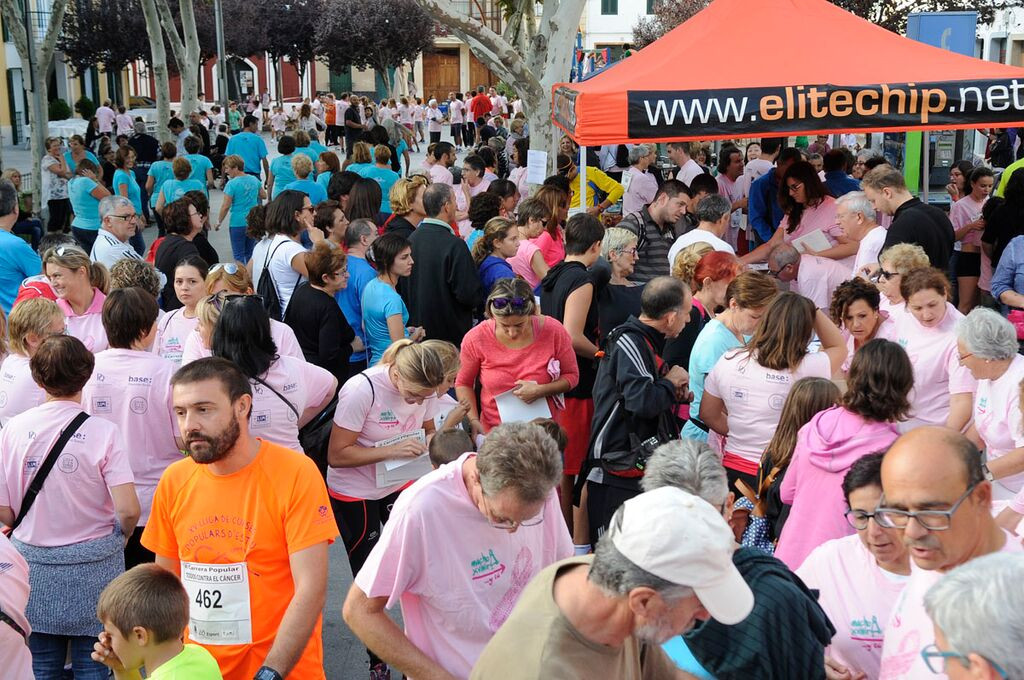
[257,239,300,320]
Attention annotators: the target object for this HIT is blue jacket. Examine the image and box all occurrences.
[991,234,1024,305]
[824,170,860,199]
[749,171,784,243]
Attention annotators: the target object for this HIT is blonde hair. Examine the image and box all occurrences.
[601,227,637,259]
[879,242,930,274]
[42,245,109,293]
[109,259,162,298]
[374,145,392,165]
[205,265,253,295]
[379,339,450,392]
[671,242,714,284]
[421,339,461,381]
[389,175,429,216]
[350,142,372,165]
[223,154,245,172]
[471,216,516,266]
[290,153,313,179]
[8,298,63,356]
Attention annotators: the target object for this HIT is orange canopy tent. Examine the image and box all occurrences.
[552,0,1024,146]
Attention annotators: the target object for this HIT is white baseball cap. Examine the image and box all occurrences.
[610,486,754,625]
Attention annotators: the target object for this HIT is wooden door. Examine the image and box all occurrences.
[422,49,460,102]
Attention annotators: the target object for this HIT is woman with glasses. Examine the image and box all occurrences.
[217,154,265,264]
[284,241,358,383]
[894,267,977,432]
[776,339,913,569]
[361,232,422,366]
[67,158,112,253]
[957,308,1024,500]
[153,255,207,365]
[42,244,109,352]
[796,452,910,680]
[875,242,930,317]
[456,278,578,438]
[250,190,323,319]
[153,197,203,310]
[595,227,643,338]
[0,298,64,426]
[829,277,897,374]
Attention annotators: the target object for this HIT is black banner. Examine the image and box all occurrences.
[627,79,1024,138]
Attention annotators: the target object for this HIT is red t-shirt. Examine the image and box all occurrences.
[469,94,491,124]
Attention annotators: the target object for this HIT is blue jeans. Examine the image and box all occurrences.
[29,632,108,680]
[13,218,42,250]
[229,226,256,264]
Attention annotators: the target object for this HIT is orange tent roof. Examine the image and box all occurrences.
[553,0,1024,145]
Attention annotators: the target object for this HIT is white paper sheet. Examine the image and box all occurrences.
[790,229,832,255]
[526,150,548,184]
[374,429,430,487]
[494,388,551,424]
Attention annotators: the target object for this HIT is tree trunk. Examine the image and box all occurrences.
[178,0,201,112]
[140,0,172,142]
[380,66,394,101]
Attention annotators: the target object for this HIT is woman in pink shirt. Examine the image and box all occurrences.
[0,298,64,427]
[42,244,109,352]
[0,335,139,679]
[701,292,847,493]
[508,198,552,291]
[621,144,659,215]
[776,339,912,569]
[875,242,929,318]
[951,166,994,313]
[796,452,910,680]
[829,278,898,375]
[532,184,569,266]
[456,278,579,436]
[894,267,976,432]
[153,255,207,365]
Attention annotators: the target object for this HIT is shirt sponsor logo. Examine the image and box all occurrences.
[471,548,505,586]
[92,397,112,414]
[130,397,149,414]
[765,372,790,384]
[378,408,400,428]
[128,375,153,386]
[0,391,7,408]
[252,410,271,428]
[57,453,79,473]
[977,396,988,415]
[283,382,298,393]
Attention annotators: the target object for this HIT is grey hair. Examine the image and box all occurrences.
[640,439,729,507]
[601,226,637,259]
[589,506,695,602]
[477,422,562,504]
[0,179,17,218]
[768,243,800,269]
[957,307,1018,361]
[924,553,1024,678]
[99,194,134,220]
[628,144,652,166]
[344,218,375,248]
[836,191,877,223]
[694,194,732,224]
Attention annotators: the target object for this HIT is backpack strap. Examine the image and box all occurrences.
[253,375,300,420]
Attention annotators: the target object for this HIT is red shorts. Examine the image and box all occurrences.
[553,397,594,476]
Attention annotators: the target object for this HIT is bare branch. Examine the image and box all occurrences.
[153,0,186,66]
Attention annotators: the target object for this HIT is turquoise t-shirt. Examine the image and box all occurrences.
[64,150,98,174]
[362,166,400,212]
[225,131,268,174]
[285,178,327,206]
[270,154,297,198]
[224,174,262,228]
[361,278,409,366]
[681,318,745,442]
[183,153,213,194]
[112,168,142,213]
[297,147,320,177]
[316,171,333,195]
[309,141,328,156]
[347,162,372,178]
[68,176,102,230]
[148,160,175,208]
[160,178,205,205]
[149,643,222,679]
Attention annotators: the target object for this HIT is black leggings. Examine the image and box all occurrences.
[586,481,640,547]
[332,490,403,667]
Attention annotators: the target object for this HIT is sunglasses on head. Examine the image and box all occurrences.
[491,296,529,311]
[210,263,240,275]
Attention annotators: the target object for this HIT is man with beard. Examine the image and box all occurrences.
[876,427,1023,679]
[142,357,338,680]
[471,486,753,678]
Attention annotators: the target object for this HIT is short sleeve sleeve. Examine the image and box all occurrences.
[283,457,338,554]
[100,427,136,488]
[352,496,424,606]
[333,373,373,432]
[947,351,977,396]
[300,361,336,411]
[381,289,406,319]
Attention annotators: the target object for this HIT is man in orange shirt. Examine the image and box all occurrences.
[324,93,339,146]
[142,357,338,680]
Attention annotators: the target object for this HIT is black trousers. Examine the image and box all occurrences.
[586,481,640,546]
[47,198,71,232]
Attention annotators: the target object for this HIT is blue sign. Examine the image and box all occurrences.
[906,11,978,56]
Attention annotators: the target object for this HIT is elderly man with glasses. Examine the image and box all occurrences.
[877,426,1023,679]
[90,194,143,271]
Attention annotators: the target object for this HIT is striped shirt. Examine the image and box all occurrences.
[620,208,673,284]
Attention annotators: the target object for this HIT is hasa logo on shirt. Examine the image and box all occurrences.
[471,549,506,586]
[898,337,909,348]
[92,397,112,414]
[378,409,400,428]
[252,410,271,427]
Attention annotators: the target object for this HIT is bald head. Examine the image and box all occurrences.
[883,427,984,491]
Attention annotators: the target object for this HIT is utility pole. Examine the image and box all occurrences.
[214,0,230,120]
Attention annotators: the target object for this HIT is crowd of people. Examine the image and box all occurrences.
[2,92,1024,680]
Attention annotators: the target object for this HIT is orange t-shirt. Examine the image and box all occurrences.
[325,105,336,126]
[142,439,338,680]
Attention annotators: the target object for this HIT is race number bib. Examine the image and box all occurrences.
[181,561,253,645]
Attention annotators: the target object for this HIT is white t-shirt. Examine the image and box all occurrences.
[797,534,908,680]
[675,158,705,188]
[852,225,887,275]
[792,254,853,311]
[744,158,774,183]
[91,228,143,271]
[449,100,465,125]
[153,307,199,366]
[249,355,335,452]
[704,350,832,465]
[354,453,573,678]
[426,107,443,133]
[974,354,1024,493]
[667,229,735,268]
[251,234,308,318]
[41,154,68,201]
[0,354,44,428]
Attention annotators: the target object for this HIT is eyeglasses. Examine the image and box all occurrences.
[874,483,979,531]
[877,268,897,281]
[490,296,529,312]
[210,263,240,275]
[920,644,1007,677]
[787,182,804,194]
[957,351,974,363]
[482,494,544,531]
[109,213,137,221]
[843,509,878,530]
[296,206,315,214]
[767,263,789,278]
[619,247,638,256]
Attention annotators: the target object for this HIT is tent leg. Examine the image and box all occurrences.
[580,146,588,213]
[922,134,930,203]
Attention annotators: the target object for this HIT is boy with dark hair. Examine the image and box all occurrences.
[428,429,475,468]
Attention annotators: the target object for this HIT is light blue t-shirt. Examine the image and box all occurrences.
[347,162,373,178]
[64,150,98,174]
[309,141,328,156]
[362,166,400,213]
[270,154,297,198]
[225,131,268,174]
[285,179,327,206]
[336,254,375,363]
[0,230,42,311]
[160,178,205,205]
[316,171,333,195]
[147,160,175,208]
[224,174,262,228]
[183,154,213,194]
[68,176,102,230]
[112,168,142,213]
[681,318,745,442]
[361,277,409,366]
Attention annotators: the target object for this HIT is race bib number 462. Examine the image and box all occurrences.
[181,561,253,645]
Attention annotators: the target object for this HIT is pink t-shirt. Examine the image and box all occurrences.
[56,288,108,352]
[508,239,543,289]
[893,302,976,431]
[328,363,439,500]
[0,354,45,427]
[792,254,853,310]
[354,452,573,678]
[153,307,199,366]
[622,167,659,214]
[81,349,180,524]
[0,533,31,680]
[949,194,986,248]
[797,534,908,680]
[456,317,579,432]
[879,534,1023,680]
[704,350,832,465]
[842,312,897,373]
[779,196,844,246]
[974,353,1024,493]
[456,179,493,238]
[428,163,454,186]
[532,229,565,268]
[249,355,335,453]
[179,319,304,365]
[0,400,134,546]
[508,167,529,207]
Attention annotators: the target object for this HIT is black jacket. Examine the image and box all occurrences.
[881,198,954,269]
[407,219,483,346]
[283,282,354,384]
[540,260,606,397]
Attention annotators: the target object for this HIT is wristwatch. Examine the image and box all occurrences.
[254,666,283,680]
